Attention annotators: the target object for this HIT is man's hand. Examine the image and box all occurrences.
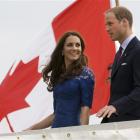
[96,105,117,118]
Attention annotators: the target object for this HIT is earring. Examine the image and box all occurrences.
[62,51,64,56]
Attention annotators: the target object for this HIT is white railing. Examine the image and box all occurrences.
[0,120,140,140]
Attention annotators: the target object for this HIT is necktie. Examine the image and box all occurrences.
[116,46,123,65]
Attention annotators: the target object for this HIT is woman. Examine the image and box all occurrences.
[28,31,94,129]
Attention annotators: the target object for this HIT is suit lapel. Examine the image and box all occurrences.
[111,37,138,78]
[111,51,119,76]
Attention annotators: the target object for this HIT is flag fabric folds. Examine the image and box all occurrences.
[52,0,115,113]
[0,0,115,133]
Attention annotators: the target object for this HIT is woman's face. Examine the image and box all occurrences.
[63,35,82,68]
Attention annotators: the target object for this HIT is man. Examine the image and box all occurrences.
[97,6,140,122]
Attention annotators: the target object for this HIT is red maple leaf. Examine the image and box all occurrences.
[0,57,41,131]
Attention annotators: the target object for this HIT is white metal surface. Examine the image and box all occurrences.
[0,120,140,140]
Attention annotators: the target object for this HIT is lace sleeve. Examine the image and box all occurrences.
[78,67,95,108]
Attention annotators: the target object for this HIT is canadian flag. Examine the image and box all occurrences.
[0,0,115,133]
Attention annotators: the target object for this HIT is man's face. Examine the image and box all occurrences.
[105,12,125,42]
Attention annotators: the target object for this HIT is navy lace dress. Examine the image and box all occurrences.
[51,66,94,128]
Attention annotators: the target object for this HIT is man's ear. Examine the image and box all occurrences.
[122,18,129,26]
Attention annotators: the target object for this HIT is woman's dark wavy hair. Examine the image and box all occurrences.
[42,31,87,91]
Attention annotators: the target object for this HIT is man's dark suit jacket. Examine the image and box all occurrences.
[102,37,140,123]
